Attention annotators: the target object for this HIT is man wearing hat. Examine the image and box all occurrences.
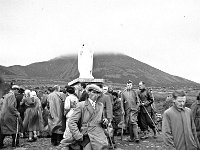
[68,84,108,150]
[47,85,65,146]
[0,84,21,148]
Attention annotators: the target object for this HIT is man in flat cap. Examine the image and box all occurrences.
[0,83,21,148]
[68,84,109,150]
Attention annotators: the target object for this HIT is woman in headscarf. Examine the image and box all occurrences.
[21,90,39,142]
[31,91,44,137]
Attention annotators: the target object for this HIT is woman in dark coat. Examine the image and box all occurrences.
[191,92,200,142]
[21,90,39,142]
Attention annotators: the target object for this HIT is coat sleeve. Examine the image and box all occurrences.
[162,111,176,149]
[144,90,153,107]
[121,92,125,112]
[105,95,113,121]
[190,110,200,149]
[68,103,83,140]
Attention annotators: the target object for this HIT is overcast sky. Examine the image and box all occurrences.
[1,0,200,83]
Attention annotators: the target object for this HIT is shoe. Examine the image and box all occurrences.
[126,137,134,142]
[0,145,6,149]
[153,134,157,139]
[108,144,116,149]
[135,138,140,143]
[140,132,149,139]
[27,138,34,142]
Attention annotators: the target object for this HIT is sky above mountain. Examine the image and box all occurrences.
[0,0,200,83]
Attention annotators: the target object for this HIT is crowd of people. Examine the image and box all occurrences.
[0,76,200,150]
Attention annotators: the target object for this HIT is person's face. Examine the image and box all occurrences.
[173,96,186,109]
[103,87,108,93]
[88,90,101,102]
[126,83,132,90]
[139,82,145,90]
[113,95,117,101]
[71,101,77,108]
[13,89,19,95]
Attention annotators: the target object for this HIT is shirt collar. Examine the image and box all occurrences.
[173,105,185,112]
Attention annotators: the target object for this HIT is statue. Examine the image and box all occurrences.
[78,44,94,79]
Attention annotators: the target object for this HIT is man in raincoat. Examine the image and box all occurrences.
[0,85,21,148]
[68,84,108,150]
[47,85,65,146]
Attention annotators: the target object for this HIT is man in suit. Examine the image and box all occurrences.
[68,84,108,150]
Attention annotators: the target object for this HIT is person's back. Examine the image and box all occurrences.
[47,85,65,146]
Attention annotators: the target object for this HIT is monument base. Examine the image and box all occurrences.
[68,78,105,86]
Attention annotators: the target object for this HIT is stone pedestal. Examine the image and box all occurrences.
[68,78,104,86]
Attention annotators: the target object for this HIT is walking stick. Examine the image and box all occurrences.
[137,89,160,134]
[121,115,124,141]
[106,123,115,150]
[141,104,160,134]
[15,117,19,147]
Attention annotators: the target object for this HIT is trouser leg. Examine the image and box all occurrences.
[146,112,157,137]
[0,134,5,148]
[51,133,57,146]
[129,123,134,140]
[11,134,19,147]
[132,124,139,140]
[57,134,63,145]
[140,113,148,131]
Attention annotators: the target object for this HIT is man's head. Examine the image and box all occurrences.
[53,85,60,92]
[139,81,146,90]
[11,85,20,95]
[103,86,108,94]
[66,86,75,94]
[126,80,133,90]
[172,90,186,109]
[80,82,87,90]
[86,84,102,102]
[112,91,118,101]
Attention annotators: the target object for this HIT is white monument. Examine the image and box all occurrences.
[78,44,94,79]
[68,44,104,86]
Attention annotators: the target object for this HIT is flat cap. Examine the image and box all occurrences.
[86,84,102,93]
[12,85,20,89]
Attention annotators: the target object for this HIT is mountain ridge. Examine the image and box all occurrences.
[0,53,199,88]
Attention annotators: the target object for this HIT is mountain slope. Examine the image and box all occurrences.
[1,53,199,87]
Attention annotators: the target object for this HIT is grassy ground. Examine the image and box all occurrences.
[2,132,167,150]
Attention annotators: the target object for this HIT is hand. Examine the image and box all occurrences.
[108,122,112,127]
[103,118,108,125]
[77,137,83,142]
[122,110,125,115]
[140,103,144,106]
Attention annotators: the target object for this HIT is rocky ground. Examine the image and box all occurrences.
[1,131,168,150]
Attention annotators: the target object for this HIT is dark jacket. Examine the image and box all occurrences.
[137,88,153,113]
